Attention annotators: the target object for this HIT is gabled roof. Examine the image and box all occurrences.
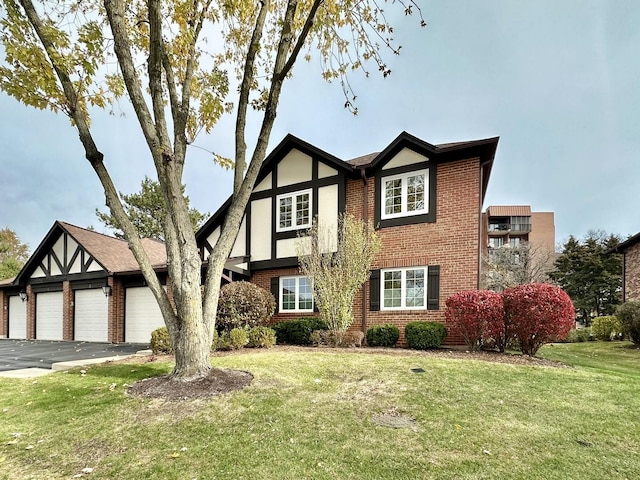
[351,132,499,201]
[197,134,355,240]
[13,221,167,285]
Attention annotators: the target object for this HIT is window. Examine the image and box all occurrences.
[280,276,314,312]
[277,189,312,232]
[509,237,520,247]
[381,170,428,219]
[489,237,504,248]
[381,267,426,309]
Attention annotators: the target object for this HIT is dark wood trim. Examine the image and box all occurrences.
[250,175,340,201]
[31,283,64,294]
[71,279,110,290]
[250,257,299,271]
[427,265,440,310]
[369,269,381,311]
[27,271,108,285]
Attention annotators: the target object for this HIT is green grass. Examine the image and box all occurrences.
[1,344,639,479]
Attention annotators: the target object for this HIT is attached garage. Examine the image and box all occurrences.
[8,296,27,339]
[74,289,109,342]
[35,291,64,340]
[125,287,165,344]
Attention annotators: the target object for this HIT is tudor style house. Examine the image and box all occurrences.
[1,131,498,345]
[197,132,499,343]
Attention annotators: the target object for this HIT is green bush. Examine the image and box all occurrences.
[247,326,276,348]
[591,316,622,341]
[565,328,593,343]
[615,301,640,346]
[216,327,248,351]
[272,317,328,345]
[405,321,447,350]
[211,329,219,351]
[217,281,276,330]
[150,326,173,354]
[366,324,400,347]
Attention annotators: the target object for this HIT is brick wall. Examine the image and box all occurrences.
[624,243,640,302]
[253,157,483,345]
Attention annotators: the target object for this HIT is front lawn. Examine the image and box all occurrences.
[1,345,639,479]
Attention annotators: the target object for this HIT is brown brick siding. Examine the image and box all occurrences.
[624,243,640,302]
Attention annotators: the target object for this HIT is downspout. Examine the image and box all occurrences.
[478,161,488,289]
[360,166,369,337]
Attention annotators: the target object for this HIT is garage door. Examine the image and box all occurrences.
[36,291,64,340]
[125,287,165,344]
[74,289,109,342]
[8,296,27,339]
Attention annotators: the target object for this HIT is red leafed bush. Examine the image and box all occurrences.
[445,290,503,351]
[502,283,575,356]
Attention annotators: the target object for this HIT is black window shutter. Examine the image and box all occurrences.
[427,265,440,310]
[270,277,279,313]
[370,269,381,311]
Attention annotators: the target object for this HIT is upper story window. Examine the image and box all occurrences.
[382,266,426,310]
[381,169,428,219]
[280,276,314,312]
[277,189,312,232]
[489,237,504,248]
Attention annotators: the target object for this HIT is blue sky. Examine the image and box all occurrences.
[1,0,639,251]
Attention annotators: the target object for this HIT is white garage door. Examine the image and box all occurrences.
[36,291,64,340]
[8,296,27,339]
[125,287,165,344]
[74,289,109,342]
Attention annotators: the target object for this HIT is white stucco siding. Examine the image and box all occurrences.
[382,147,428,170]
[69,255,83,274]
[230,216,247,257]
[31,266,46,278]
[203,226,221,261]
[318,162,338,179]
[317,184,339,253]
[277,149,313,187]
[250,198,272,261]
[277,236,311,258]
[52,237,65,266]
[254,173,272,192]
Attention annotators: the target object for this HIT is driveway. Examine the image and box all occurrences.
[0,339,147,372]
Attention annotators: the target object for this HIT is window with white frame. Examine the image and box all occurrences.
[381,169,428,219]
[381,267,426,309]
[280,276,314,312]
[277,189,312,232]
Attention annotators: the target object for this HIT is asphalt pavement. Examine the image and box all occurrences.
[0,339,147,372]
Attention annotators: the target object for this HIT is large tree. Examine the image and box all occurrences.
[549,230,623,324]
[95,176,208,241]
[0,227,29,280]
[0,0,423,378]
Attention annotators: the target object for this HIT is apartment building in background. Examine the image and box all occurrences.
[481,205,556,289]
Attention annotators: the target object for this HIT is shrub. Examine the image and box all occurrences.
[591,316,622,341]
[366,324,400,347]
[217,281,276,330]
[247,326,276,348]
[502,283,575,356]
[445,290,504,351]
[272,317,328,345]
[216,327,248,351]
[615,301,640,346]
[565,327,593,343]
[405,321,447,350]
[150,326,173,354]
